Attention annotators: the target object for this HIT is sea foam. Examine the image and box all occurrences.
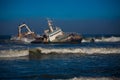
[10,36,35,43]
[0,47,120,58]
[82,36,120,43]
[56,77,119,80]
[0,49,29,57]
[33,47,120,54]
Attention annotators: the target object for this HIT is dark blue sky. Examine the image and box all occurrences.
[0,0,120,35]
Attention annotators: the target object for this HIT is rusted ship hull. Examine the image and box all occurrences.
[31,33,82,44]
[31,39,82,44]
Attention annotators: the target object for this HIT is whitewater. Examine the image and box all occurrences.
[32,47,120,54]
[10,35,120,43]
[81,36,120,43]
[0,36,120,58]
[0,47,120,58]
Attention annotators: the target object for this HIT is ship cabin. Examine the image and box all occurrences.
[44,19,63,42]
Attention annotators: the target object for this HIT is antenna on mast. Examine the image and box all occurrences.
[47,18,54,32]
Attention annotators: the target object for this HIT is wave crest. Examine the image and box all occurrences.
[0,49,29,57]
[32,47,120,54]
[82,36,120,43]
[1,47,120,58]
[10,36,35,43]
[58,77,119,80]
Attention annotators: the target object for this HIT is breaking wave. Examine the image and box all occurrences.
[57,77,119,80]
[82,36,120,43]
[31,47,120,54]
[0,49,29,58]
[10,36,35,43]
[1,47,120,58]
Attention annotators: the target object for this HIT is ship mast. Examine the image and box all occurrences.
[47,18,54,32]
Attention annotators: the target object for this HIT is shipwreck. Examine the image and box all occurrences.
[11,19,82,43]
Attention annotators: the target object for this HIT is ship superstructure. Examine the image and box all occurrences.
[18,23,35,39]
[11,23,36,43]
[32,19,82,43]
[44,19,63,42]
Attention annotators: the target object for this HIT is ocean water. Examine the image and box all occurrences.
[0,35,120,80]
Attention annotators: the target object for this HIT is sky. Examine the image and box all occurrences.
[0,0,120,35]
